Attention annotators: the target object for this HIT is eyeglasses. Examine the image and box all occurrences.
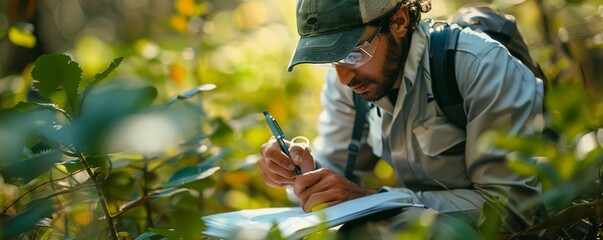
[332,20,385,69]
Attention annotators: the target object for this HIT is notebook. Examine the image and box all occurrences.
[202,191,422,239]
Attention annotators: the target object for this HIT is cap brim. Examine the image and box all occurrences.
[287,25,367,72]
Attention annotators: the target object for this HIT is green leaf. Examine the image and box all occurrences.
[38,227,53,240]
[118,188,190,215]
[77,82,157,152]
[0,114,27,163]
[56,156,105,174]
[169,208,204,240]
[204,149,230,166]
[111,158,142,169]
[506,152,539,176]
[11,102,72,150]
[79,57,125,111]
[477,200,504,240]
[147,228,182,239]
[0,199,55,239]
[80,82,157,123]
[541,181,584,212]
[30,141,53,155]
[8,22,36,48]
[179,177,216,192]
[523,200,603,234]
[91,57,124,87]
[491,133,553,158]
[12,101,43,112]
[162,145,211,166]
[580,146,603,166]
[134,231,157,240]
[165,84,217,106]
[0,108,59,163]
[545,84,593,140]
[0,150,63,186]
[163,166,220,188]
[179,133,209,148]
[534,162,560,190]
[209,117,235,146]
[31,54,82,115]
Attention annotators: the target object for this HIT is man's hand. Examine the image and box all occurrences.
[258,137,315,187]
[293,168,377,212]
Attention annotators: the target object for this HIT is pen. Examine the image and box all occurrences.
[263,111,302,175]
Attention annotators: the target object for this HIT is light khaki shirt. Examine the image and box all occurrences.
[311,21,544,231]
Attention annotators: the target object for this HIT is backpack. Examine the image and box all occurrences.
[344,3,547,181]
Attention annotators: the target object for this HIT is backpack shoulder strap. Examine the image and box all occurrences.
[429,23,467,130]
[346,92,368,182]
[345,24,465,181]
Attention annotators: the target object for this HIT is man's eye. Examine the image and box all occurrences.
[343,52,362,64]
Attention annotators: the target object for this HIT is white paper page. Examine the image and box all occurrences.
[277,191,414,238]
[202,191,416,239]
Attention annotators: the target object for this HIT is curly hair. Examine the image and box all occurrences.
[406,0,432,28]
[370,0,432,31]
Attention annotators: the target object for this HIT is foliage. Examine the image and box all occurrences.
[475,1,603,239]
[0,0,601,239]
[0,54,227,239]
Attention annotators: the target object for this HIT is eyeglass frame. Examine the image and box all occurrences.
[331,18,387,69]
[332,0,406,69]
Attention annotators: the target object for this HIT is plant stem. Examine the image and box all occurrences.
[49,170,74,238]
[2,168,87,214]
[41,184,91,200]
[143,162,154,228]
[77,153,118,240]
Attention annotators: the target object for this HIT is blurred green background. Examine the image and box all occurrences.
[0,0,602,239]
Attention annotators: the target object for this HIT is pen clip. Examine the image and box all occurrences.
[264,111,285,139]
[263,111,301,175]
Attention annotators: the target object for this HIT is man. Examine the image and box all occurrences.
[258,0,543,237]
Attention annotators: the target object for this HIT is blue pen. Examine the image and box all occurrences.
[263,111,302,175]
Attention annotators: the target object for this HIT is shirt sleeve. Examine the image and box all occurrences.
[430,31,543,229]
[392,34,542,234]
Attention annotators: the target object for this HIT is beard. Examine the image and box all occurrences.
[349,33,404,101]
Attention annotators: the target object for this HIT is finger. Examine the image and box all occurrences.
[261,142,299,178]
[260,143,298,184]
[263,141,298,172]
[295,169,368,208]
[289,144,315,172]
[264,157,297,179]
[292,169,331,197]
[260,167,293,187]
[258,155,296,186]
[304,191,344,212]
[258,156,290,186]
[257,155,277,184]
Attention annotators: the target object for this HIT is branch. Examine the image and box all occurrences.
[76,152,119,240]
[2,168,87,214]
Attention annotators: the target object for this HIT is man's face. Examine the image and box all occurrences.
[333,26,403,101]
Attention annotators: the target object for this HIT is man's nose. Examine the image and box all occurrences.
[333,65,355,86]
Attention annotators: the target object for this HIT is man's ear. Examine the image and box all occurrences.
[389,5,410,41]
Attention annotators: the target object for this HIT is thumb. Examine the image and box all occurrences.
[290,144,315,172]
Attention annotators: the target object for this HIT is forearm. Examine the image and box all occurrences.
[382,187,483,213]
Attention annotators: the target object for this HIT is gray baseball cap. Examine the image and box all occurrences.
[287,0,403,71]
